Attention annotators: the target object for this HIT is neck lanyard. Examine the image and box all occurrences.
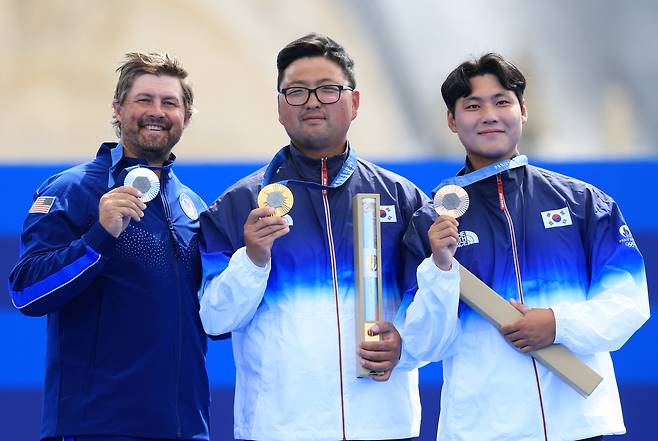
[108,143,171,187]
[262,145,358,191]
[433,155,528,194]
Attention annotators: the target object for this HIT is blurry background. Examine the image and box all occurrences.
[1,0,656,439]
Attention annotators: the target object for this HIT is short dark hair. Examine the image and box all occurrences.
[276,33,356,89]
[441,53,526,115]
[112,52,194,137]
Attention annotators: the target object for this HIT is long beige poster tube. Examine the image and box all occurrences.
[459,264,603,397]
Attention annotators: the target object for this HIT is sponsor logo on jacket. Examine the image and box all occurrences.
[458,230,479,248]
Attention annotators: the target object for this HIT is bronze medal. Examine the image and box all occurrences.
[434,184,469,218]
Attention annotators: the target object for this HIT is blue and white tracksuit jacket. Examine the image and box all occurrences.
[8,143,210,440]
[401,161,650,441]
[199,144,428,441]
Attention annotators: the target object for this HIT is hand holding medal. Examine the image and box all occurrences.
[244,183,293,267]
[430,185,469,271]
[98,168,159,238]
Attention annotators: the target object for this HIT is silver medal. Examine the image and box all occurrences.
[124,168,160,202]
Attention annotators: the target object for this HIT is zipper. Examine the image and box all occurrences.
[496,174,548,441]
[160,174,183,438]
[321,158,347,441]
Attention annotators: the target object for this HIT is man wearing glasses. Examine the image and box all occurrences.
[198,34,428,440]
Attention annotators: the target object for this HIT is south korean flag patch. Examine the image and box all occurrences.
[541,207,573,229]
[379,205,397,223]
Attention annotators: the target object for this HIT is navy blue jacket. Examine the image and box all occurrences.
[8,143,209,440]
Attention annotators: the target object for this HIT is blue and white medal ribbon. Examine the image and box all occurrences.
[262,145,358,191]
[432,155,528,195]
[432,155,528,218]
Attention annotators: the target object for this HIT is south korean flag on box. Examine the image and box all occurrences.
[541,207,573,229]
[379,205,397,223]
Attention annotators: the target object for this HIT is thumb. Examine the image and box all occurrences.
[509,298,530,315]
[371,321,398,337]
[368,323,381,336]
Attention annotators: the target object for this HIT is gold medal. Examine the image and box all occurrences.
[257,183,294,217]
[434,184,469,218]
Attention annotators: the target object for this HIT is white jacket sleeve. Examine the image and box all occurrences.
[551,194,650,354]
[552,268,649,354]
[199,246,270,335]
[399,257,462,363]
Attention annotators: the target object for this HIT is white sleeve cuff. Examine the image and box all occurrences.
[550,302,569,345]
[234,246,271,273]
[200,246,270,335]
[417,255,460,285]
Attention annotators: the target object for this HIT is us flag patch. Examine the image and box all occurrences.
[29,196,56,214]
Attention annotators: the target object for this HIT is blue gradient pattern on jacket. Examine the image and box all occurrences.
[201,146,425,315]
[403,161,649,440]
[407,163,647,318]
[199,145,429,440]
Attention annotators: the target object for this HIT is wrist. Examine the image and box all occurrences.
[432,253,452,271]
[246,247,268,268]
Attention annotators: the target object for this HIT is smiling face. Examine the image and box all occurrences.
[113,73,189,165]
[448,74,527,170]
[277,56,360,159]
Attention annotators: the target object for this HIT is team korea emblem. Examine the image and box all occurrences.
[541,207,573,229]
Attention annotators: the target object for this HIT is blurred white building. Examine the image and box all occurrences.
[1,0,656,162]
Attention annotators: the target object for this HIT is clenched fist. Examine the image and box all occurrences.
[244,207,290,267]
[429,215,459,271]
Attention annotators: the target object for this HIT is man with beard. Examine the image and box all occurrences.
[8,52,210,441]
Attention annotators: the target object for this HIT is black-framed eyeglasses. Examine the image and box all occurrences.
[279,84,354,106]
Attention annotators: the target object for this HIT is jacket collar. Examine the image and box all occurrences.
[288,143,349,184]
[262,142,357,188]
[98,142,176,187]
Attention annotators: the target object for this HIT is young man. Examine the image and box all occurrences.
[199,34,428,440]
[401,53,650,441]
[9,53,210,441]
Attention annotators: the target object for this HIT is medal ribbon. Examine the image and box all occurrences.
[108,143,171,187]
[432,155,528,194]
[262,145,358,191]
